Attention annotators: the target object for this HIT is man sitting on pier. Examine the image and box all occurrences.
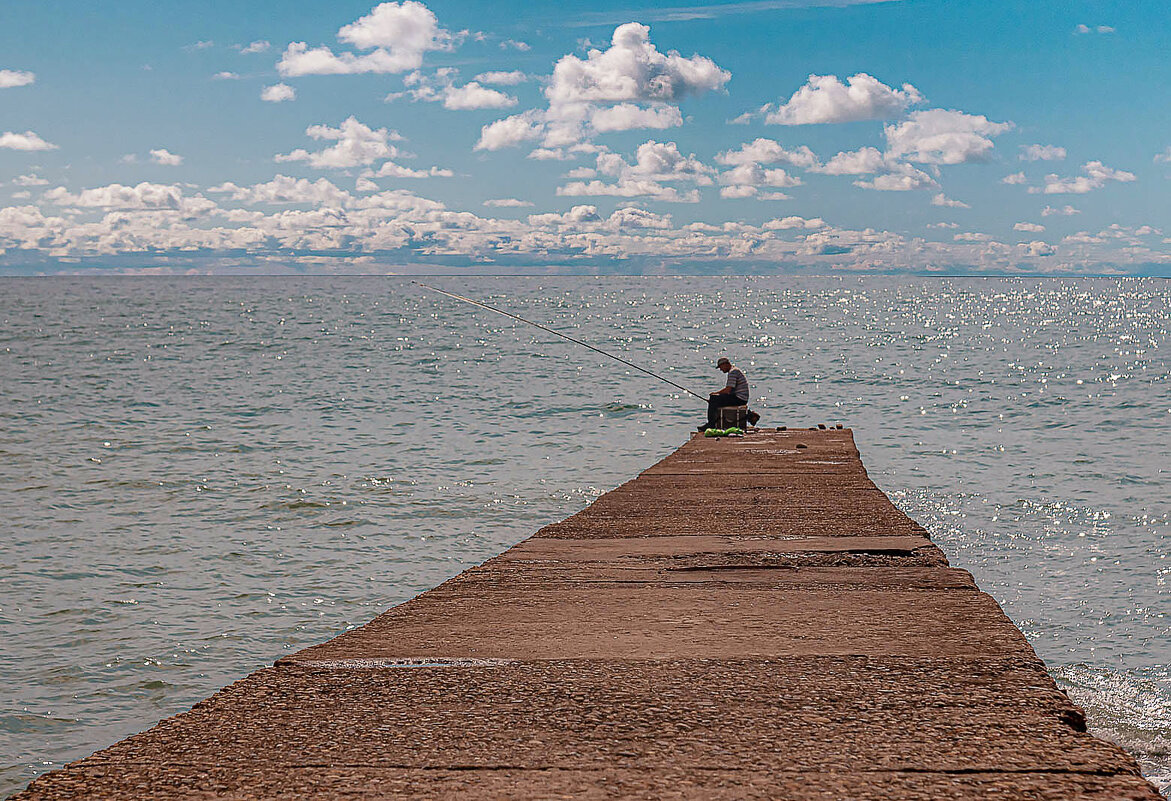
[699,357,761,431]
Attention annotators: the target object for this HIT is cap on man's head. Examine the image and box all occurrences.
[717,357,731,366]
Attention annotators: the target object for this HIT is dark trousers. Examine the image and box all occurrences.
[707,394,747,428]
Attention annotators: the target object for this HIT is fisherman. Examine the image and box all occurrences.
[699,357,760,431]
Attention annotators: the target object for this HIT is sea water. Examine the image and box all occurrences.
[0,276,1167,796]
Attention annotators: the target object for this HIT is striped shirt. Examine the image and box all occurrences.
[725,367,749,402]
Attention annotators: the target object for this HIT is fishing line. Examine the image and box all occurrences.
[413,281,707,403]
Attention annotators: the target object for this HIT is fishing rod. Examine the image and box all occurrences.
[413,281,707,403]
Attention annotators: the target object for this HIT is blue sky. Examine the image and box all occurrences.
[1,0,1169,274]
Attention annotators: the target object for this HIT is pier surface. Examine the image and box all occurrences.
[16,429,1159,799]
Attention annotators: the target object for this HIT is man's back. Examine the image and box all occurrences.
[726,367,749,402]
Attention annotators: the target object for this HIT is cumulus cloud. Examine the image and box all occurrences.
[476,23,728,150]
[483,197,533,207]
[1021,240,1055,256]
[556,139,713,202]
[210,175,352,206]
[1031,160,1136,194]
[474,70,527,85]
[1074,24,1114,34]
[13,174,49,186]
[764,73,923,125]
[0,69,36,88]
[1014,222,1045,232]
[1042,204,1080,217]
[589,103,682,132]
[214,71,240,80]
[853,162,937,192]
[405,69,517,109]
[261,83,297,102]
[716,139,819,169]
[275,116,403,168]
[884,109,1012,165]
[1155,147,1171,164]
[238,40,271,54]
[769,216,825,230]
[1020,144,1066,161]
[373,161,453,178]
[500,39,530,51]
[815,146,887,175]
[0,131,57,151]
[278,1,455,76]
[149,148,184,166]
[1001,171,1027,185]
[714,138,813,199]
[548,23,727,104]
[528,204,603,227]
[44,182,216,216]
[931,193,969,208]
[719,162,800,188]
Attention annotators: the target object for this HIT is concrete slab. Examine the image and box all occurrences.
[14,429,1159,800]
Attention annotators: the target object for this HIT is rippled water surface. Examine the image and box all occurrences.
[1,276,1168,796]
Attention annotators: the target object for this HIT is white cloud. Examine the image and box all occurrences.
[719,162,800,188]
[1041,204,1080,217]
[500,39,530,51]
[853,162,937,191]
[815,146,887,175]
[1020,144,1066,161]
[1074,24,1114,34]
[478,23,727,151]
[1021,240,1055,256]
[953,232,993,242]
[261,83,297,102]
[1032,160,1136,194]
[214,71,240,80]
[278,1,454,76]
[373,161,453,178]
[559,139,713,201]
[483,198,534,207]
[558,179,699,202]
[884,109,1012,165]
[927,222,959,229]
[476,110,546,150]
[765,73,923,125]
[209,175,351,205]
[474,70,527,85]
[1014,222,1045,232]
[763,216,825,230]
[238,40,271,54]
[13,174,48,186]
[0,131,57,151]
[528,204,603,227]
[149,148,184,166]
[45,182,213,215]
[1001,171,1027,185]
[406,70,517,109]
[1155,147,1171,164]
[931,193,969,208]
[716,139,819,169]
[547,23,729,105]
[186,40,214,51]
[275,116,403,168]
[607,206,672,229]
[589,103,682,132]
[0,69,36,88]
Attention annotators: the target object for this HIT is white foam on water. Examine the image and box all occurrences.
[1053,663,1171,793]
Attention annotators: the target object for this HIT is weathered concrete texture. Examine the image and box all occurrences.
[16,429,1160,800]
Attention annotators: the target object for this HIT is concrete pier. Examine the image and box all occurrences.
[15,429,1160,799]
